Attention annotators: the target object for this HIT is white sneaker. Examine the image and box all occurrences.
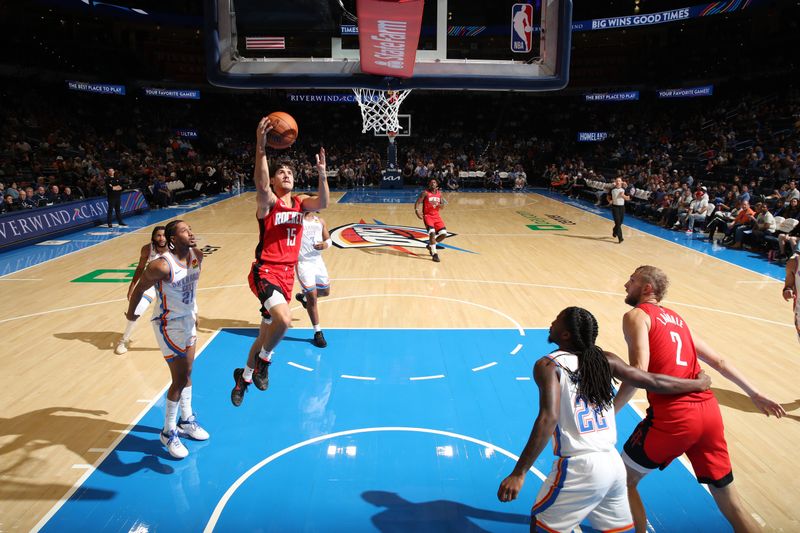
[160,429,189,459]
[177,415,210,441]
[114,340,129,355]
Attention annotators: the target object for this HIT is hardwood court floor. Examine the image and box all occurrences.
[0,191,797,531]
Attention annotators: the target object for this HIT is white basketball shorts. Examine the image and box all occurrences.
[152,313,197,361]
[296,257,330,293]
[531,451,633,533]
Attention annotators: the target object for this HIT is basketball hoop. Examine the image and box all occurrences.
[352,88,411,134]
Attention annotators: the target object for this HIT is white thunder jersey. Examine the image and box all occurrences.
[153,249,200,319]
[148,243,161,263]
[299,215,323,261]
[547,350,617,457]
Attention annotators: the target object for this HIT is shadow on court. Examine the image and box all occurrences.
[54,331,127,351]
[359,247,432,260]
[712,388,800,422]
[196,316,259,332]
[552,233,617,242]
[362,491,529,532]
[0,407,178,501]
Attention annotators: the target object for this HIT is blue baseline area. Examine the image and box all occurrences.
[43,328,728,532]
[535,189,786,281]
[340,190,422,204]
[339,189,533,204]
[0,193,239,277]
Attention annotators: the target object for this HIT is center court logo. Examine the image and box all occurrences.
[330,220,475,255]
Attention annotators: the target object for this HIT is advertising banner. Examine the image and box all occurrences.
[67,80,125,96]
[143,87,201,99]
[0,191,149,249]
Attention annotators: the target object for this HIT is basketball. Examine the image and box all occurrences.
[265,111,298,149]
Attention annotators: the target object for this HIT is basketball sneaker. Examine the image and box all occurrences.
[114,339,129,355]
[432,253,440,262]
[253,357,271,391]
[295,292,307,309]
[160,429,189,459]
[231,368,249,407]
[313,331,327,348]
[177,414,210,441]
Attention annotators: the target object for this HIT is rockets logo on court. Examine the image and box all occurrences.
[330,219,475,255]
[511,3,533,53]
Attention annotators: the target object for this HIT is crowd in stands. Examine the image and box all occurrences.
[2,76,798,266]
[546,87,800,263]
[0,80,254,216]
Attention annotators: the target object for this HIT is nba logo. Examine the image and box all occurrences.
[511,3,533,53]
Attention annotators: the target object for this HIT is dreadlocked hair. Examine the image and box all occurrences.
[164,220,182,250]
[563,307,616,411]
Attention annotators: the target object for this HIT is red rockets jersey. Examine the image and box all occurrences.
[255,195,305,266]
[421,190,443,217]
[637,302,713,407]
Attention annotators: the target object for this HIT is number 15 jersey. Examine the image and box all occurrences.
[547,350,617,457]
[255,196,305,266]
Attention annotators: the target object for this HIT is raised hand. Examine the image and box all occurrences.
[316,147,327,175]
[257,116,273,149]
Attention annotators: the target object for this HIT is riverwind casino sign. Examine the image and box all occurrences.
[0,191,148,249]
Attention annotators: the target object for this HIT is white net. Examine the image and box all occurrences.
[352,88,412,134]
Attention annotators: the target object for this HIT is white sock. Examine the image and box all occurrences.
[430,243,437,254]
[122,320,136,342]
[164,399,179,433]
[259,348,274,362]
[179,386,193,420]
[313,323,321,333]
[243,366,254,382]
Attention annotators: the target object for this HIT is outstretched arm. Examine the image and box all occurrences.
[255,117,276,217]
[125,259,170,320]
[606,352,711,394]
[694,336,785,418]
[301,147,329,212]
[497,358,560,503]
[127,244,151,300]
[783,257,797,302]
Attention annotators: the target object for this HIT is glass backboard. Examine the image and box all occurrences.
[206,0,572,91]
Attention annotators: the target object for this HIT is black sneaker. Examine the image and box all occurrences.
[295,292,307,309]
[231,368,249,407]
[253,357,271,391]
[119,222,128,227]
[432,253,440,262]
[313,331,327,348]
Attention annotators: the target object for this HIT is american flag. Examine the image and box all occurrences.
[245,37,285,50]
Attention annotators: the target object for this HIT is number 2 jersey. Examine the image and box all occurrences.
[637,302,712,409]
[255,195,304,266]
[546,350,618,457]
[153,249,200,320]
